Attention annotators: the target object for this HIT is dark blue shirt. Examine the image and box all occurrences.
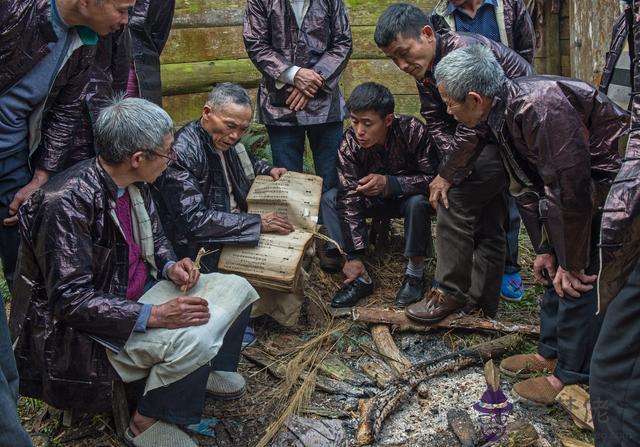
[0,0,73,159]
[448,0,501,44]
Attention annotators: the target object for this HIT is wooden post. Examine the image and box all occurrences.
[569,0,622,83]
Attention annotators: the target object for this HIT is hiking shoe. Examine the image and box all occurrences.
[405,288,465,323]
[500,272,525,302]
[500,354,557,379]
[512,376,561,406]
[206,371,246,400]
[241,324,256,350]
[395,275,425,307]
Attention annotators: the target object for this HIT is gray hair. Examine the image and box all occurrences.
[206,82,252,112]
[94,96,173,164]
[433,45,506,102]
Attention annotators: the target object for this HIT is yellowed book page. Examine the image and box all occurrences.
[246,171,322,231]
[218,229,314,284]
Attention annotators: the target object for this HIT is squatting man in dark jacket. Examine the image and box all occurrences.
[10,98,257,447]
[433,45,627,406]
[321,82,437,308]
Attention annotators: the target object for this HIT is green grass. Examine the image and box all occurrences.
[0,260,9,303]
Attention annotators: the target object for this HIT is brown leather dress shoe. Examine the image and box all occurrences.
[405,288,465,323]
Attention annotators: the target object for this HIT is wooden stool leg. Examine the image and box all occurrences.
[112,380,130,438]
[373,217,391,257]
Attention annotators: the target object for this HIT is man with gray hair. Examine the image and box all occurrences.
[154,83,293,344]
[433,44,627,405]
[154,82,293,275]
[10,97,256,446]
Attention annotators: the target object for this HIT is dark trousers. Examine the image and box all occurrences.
[321,187,434,259]
[538,217,602,385]
[0,299,32,446]
[0,151,31,287]
[266,122,343,193]
[135,305,251,425]
[435,144,507,317]
[504,194,522,274]
[590,259,640,446]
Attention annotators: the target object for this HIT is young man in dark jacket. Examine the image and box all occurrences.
[321,82,437,308]
[433,0,536,302]
[434,45,627,406]
[375,4,533,322]
[11,98,256,446]
[242,0,352,199]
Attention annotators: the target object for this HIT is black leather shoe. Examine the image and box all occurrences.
[395,275,425,307]
[331,279,374,308]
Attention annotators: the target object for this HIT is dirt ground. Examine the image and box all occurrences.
[16,222,596,446]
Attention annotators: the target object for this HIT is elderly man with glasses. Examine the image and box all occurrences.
[10,97,257,447]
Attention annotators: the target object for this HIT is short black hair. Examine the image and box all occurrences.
[374,3,432,48]
[346,82,395,118]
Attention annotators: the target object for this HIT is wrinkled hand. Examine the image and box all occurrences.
[428,175,451,209]
[553,266,597,298]
[286,87,310,111]
[293,68,324,97]
[533,253,557,287]
[168,257,200,291]
[355,174,387,197]
[260,211,294,234]
[148,296,210,329]
[343,259,367,285]
[269,167,288,180]
[3,168,49,226]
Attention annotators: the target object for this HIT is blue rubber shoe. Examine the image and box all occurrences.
[501,273,525,302]
[241,324,256,350]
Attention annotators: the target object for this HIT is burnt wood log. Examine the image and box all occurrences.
[356,334,522,445]
[351,307,540,336]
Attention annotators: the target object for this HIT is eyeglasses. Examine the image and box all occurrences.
[151,145,176,166]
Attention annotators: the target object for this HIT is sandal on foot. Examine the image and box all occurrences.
[123,421,196,447]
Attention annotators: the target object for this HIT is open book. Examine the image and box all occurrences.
[218,171,323,292]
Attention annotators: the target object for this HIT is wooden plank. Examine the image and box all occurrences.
[161,58,260,95]
[161,58,419,96]
[544,0,561,75]
[172,0,438,28]
[161,91,422,128]
[569,0,622,83]
[161,25,387,64]
[342,59,417,95]
[163,89,258,127]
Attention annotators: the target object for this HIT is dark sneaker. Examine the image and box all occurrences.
[395,274,425,307]
[318,248,344,272]
[331,279,374,308]
[405,288,464,323]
